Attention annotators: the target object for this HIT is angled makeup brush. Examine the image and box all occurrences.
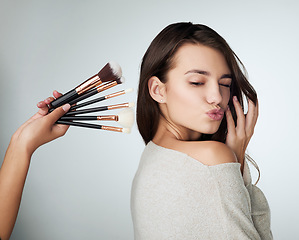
[64,102,135,116]
[60,108,135,128]
[70,88,133,111]
[68,77,125,106]
[56,120,131,133]
[49,61,122,109]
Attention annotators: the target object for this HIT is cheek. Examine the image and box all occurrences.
[169,87,193,103]
[221,88,231,105]
[165,86,203,121]
[167,85,199,110]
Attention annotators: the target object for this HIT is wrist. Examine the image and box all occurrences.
[9,135,34,160]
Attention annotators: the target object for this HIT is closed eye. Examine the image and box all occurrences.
[219,83,231,88]
[190,82,204,86]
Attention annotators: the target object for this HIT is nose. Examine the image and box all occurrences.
[206,82,223,105]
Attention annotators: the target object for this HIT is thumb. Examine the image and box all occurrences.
[46,103,71,125]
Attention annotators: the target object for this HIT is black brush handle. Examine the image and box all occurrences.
[70,96,106,110]
[49,89,79,109]
[65,106,109,116]
[68,88,98,105]
[60,116,97,120]
[56,120,103,130]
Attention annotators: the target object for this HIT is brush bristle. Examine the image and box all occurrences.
[125,88,133,93]
[117,108,135,128]
[128,102,135,108]
[122,128,131,134]
[116,76,125,84]
[97,61,122,83]
[108,61,122,78]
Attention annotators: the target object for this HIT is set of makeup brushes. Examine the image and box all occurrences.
[50,61,134,133]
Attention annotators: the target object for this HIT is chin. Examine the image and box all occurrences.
[202,130,218,135]
[200,124,221,135]
[186,121,222,138]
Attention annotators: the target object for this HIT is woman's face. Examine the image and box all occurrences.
[162,43,231,140]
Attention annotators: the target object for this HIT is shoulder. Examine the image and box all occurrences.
[168,140,238,166]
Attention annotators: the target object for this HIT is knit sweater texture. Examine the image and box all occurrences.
[131,141,272,239]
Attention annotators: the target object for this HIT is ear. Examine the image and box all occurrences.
[148,76,166,103]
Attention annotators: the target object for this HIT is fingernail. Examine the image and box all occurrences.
[233,96,238,101]
[62,103,71,112]
[37,101,43,107]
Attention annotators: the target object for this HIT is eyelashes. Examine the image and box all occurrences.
[190,82,231,88]
[190,82,204,86]
[219,84,231,88]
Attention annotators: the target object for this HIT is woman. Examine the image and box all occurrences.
[0,91,70,240]
[131,22,272,239]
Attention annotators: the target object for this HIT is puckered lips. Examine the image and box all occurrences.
[206,108,225,121]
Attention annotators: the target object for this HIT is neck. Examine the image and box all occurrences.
[153,115,202,143]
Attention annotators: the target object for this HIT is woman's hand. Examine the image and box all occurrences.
[11,90,70,156]
[0,91,70,240]
[225,96,259,171]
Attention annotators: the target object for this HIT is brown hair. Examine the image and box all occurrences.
[137,22,257,144]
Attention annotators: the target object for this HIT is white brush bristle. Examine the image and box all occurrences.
[125,88,133,93]
[118,108,135,128]
[108,61,122,78]
[119,76,125,83]
[128,102,135,108]
[122,128,131,134]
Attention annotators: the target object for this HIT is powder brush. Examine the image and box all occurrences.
[49,61,122,109]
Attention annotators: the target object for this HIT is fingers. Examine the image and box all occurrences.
[245,98,259,135]
[33,90,67,125]
[44,97,55,105]
[45,104,71,138]
[36,91,63,114]
[46,103,71,125]
[231,96,258,138]
[37,91,62,108]
[225,96,258,166]
[225,107,236,136]
[53,90,62,99]
[36,101,50,116]
[37,101,48,109]
[232,96,246,133]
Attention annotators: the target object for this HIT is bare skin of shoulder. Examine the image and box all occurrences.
[153,124,237,167]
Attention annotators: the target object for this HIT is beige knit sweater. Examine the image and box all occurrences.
[131,141,272,240]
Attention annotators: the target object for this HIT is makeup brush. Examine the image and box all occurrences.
[56,120,131,133]
[48,79,127,113]
[49,61,122,109]
[68,77,125,106]
[60,108,135,128]
[70,88,133,110]
[64,102,135,116]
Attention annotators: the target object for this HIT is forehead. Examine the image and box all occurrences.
[171,43,230,74]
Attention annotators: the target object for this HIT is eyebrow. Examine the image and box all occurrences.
[185,69,232,79]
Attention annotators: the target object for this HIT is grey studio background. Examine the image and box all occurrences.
[0,0,298,239]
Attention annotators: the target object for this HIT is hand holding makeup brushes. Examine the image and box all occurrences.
[48,61,135,133]
[0,69,132,239]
